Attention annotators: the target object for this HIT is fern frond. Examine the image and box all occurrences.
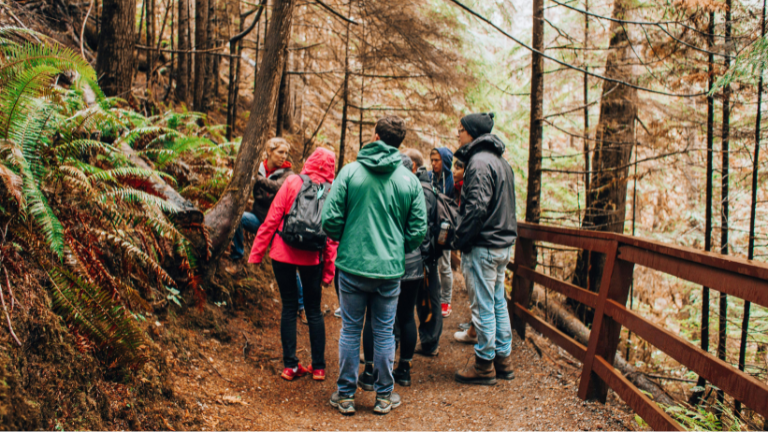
[22,170,64,257]
[46,265,147,368]
[55,139,117,157]
[95,229,176,287]
[101,188,180,214]
[89,167,177,186]
[0,163,24,208]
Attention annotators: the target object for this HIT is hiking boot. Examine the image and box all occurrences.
[281,364,310,381]
[298,309,308,325]
[414,344,439,357]
[330,391,355,415]
[494,353,515,380]
[393,360,412,387]
[373,391,402,414]
[454,325,477,344]
[307,365,326,381]
[458,322,472,331]
[441,303,452,317]
[334,308,342,318]
[358,363,374,391]
[455,355,497,386]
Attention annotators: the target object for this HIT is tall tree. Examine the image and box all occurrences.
[193,0,209,110]
[176,0,191,104]
[337,0,353,173]
[572,0,637,307]
[96,0,137,96]
[204,0,295,269]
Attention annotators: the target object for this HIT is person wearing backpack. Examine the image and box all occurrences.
[429,147,456,318]
[248,147,338,382]
[450,112,518,386]
[322,116,427,416]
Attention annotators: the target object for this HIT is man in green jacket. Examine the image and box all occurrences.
[322,115,427,416]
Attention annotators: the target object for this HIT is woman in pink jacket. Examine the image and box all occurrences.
[249,147,338,382]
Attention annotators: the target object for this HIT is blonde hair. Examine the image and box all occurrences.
[266,137,292,155]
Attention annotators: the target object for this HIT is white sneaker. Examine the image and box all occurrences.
[454,329,478,344]
[334,308,342,318]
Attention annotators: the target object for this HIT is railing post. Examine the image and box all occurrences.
[578,241,634,403]
[511,237,535,340]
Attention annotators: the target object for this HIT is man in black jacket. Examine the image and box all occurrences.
[450,112,517,386]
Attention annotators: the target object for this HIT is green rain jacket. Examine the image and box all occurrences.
[321,141,427,279]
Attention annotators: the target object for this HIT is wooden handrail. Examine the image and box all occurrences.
[510,221,768,431]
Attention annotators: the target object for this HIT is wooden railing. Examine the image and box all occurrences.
[508,222,768,431]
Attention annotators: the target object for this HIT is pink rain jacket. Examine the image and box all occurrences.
[248,148,338,284]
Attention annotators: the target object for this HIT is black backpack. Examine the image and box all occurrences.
[421,181,459,249]
[279,175,330,251]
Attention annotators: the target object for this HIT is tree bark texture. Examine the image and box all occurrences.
[337,0,353,174]
[96,0,136,97]
[176,0,191,104]
[572,0,637,319]
[193,0,209,110]
[203,0,220,111]
[204,0,295,270]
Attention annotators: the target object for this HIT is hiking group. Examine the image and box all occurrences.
[240,112,517,415]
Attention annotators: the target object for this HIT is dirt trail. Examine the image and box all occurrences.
[166,267,636,431]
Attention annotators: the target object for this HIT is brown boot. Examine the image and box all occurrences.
[494,353,515,380]
[455,355,497,385]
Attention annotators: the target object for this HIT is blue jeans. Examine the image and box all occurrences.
[462,246,513,361]
[337,270,400,396]
[231,212,304,310]
[231,212,261,260]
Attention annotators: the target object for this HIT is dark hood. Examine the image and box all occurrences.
[454,133,506,163]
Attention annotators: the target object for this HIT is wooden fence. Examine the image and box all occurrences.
[508,222,768,431]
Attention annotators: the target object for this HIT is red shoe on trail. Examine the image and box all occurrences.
[441,303,452,317]
[281,364,310,381]
[307,365,326,381]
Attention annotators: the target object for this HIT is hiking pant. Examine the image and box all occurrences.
[417,260,442,352]
[462,246,513,361]
[438,249,453,305]
[272,260,325,370]
[337,270,399,396]
[363,278,420,363]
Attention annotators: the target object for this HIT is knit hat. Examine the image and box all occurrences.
[460,112,495,139]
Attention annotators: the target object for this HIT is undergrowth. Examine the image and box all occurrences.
[0,27,233,369]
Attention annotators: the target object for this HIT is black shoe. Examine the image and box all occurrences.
[358,364,374,391]
[458,322,471,331]
[373,391,401,414]
[414,345,439,357]
[393,360,411,386]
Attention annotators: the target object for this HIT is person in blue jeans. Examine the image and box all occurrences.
[450,112,518,385]
[321,116,427,415]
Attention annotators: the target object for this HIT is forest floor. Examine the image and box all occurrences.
[158,261,639,431]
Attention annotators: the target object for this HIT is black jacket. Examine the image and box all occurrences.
[416,166,439,265]
[451,134,517,253]
[251,165,294,222]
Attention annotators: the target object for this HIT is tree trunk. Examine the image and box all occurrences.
[276,54,288,136]
[572,0,637,322]
[146,0,155,94]
[204,0,295,272]
[176,0,191,105]
[337,1,353,174]
[203,0,220,111]
[96,0,136,97]
[193,0,209,110]
[519,0,545,302]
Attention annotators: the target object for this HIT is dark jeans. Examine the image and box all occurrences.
[272,260,325,370]
[417,260,442,352]
[337,270,400,396]
[363,278,421,362]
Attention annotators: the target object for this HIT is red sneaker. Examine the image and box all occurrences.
[442,303,452,317]
[307,365,326,381]
[280,364,310,381]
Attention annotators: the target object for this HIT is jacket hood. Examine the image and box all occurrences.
[436,147,453,172]
[454,133,505,162]
[301,147,336,183]
[357,141,402,174]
